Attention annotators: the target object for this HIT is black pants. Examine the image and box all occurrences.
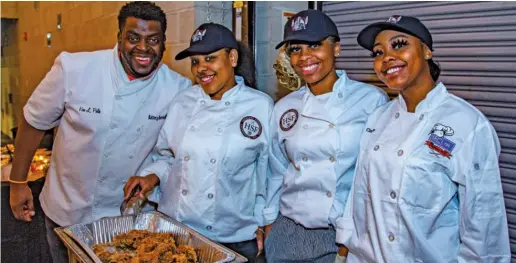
[222,239,266,263]
[44,216,69,263]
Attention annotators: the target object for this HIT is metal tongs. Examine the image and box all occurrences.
[120,185,145,216]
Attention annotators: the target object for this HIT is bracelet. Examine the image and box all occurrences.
[257,228,265,234]
[8,178,28,184]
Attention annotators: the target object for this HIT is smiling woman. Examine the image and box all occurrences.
[285,36,339,95]
[123,22,272,263]
[263,9,388,263]
[338,15,512,263]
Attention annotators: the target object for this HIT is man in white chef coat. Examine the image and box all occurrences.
[8,2,191,262]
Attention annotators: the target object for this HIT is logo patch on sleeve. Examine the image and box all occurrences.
[240,116,262,139]
[280,109,299,131]
[425,123,456,159]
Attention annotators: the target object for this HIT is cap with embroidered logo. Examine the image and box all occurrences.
[357,15,433,51]
[275,9,340,49]
[175,23,238,60]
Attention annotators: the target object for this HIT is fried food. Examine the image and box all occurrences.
[93,230,197,263]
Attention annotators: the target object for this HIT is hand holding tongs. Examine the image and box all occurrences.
[120,185,145,216]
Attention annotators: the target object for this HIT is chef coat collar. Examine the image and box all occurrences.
[301,70,352,122]
[398,82,448,113]
[301,70,347,98]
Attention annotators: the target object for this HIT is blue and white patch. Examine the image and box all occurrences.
[428,134,456,152]
[425,123,456,159]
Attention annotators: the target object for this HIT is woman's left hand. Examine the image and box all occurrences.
[255,227,265,256]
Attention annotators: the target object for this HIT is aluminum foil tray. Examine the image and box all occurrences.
[57,211,243,263]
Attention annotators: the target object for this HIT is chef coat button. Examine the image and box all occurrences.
[182,190,188,196]
[190,126,195,131]
[329,123,335,128]
[104,153,110,157]
[388,234,395,242]
[137,127,141,132]
[184,156,190,161]
[302,156,308,162]
[390,191,397,199]
[142,100,147,104]
[326,192,333,198]
[374,145,380,151]
[217,127,223,132]
[395,112,400,119]
[206,225,212,230]
[98,178,104,183]
[115,95,122,100]
[419,114,424,121]
[474,163,480,170]
[338,93,343,98]
[329,156,335,162]
[129,155,133,159]
[210,158,216,164]
[200,100,205,105]
[397,149,404,156]
[303,124,308,129]
[225,101,231,106]
[110,123,117,129]
[208,193,214,199]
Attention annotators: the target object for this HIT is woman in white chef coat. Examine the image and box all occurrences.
[263,10,388,263]
[123,23,272,263]
[338,15,511,262]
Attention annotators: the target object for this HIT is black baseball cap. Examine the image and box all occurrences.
[175,23,238,60]
[357,15,433,51]
[275,9,340,49]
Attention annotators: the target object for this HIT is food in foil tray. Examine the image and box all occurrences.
[92,230,198,263]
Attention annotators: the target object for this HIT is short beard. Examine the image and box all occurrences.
[120,50,162,78]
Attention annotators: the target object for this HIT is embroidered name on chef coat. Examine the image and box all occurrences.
[240,116,262,139]
[79,106,101,114]
[280,109,299,131]
[425,123,456,159]
[148,114,167,121]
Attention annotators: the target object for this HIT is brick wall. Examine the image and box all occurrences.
[2,1,196,125]
[0,2,17,19]
[1,18,19,136]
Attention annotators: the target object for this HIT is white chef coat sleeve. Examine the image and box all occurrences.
[335,167,356,247]
[263,108,289,225]
[456,120,511,262]
[335,92,386,246]
[254,102,274,227]
[177,74,192,92]
[23,53,68,130]
[138,115,175,190]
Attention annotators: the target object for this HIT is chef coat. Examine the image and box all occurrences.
[340,83,510,262]
[264,70,388,230]
[140,76,273,243]
[24,45,191,226]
